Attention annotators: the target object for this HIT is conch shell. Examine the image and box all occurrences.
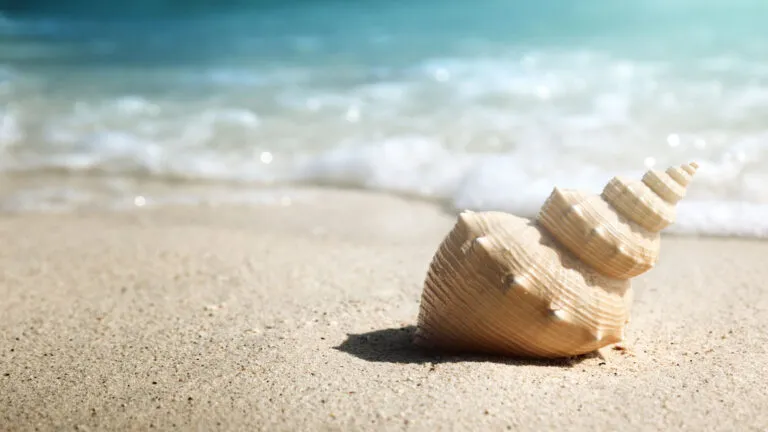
[414,162,699,358]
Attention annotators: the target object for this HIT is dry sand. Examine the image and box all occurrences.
[1,187,767,431]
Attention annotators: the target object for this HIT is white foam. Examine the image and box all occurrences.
[0,108,23,149]
[298,137,477,197]
[452,156,768,238]
[675,201,768,238]
[2,47,768,238]
[6,134,767,238]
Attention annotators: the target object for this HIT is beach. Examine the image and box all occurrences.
[3,0,768,430]
[1,186,767,431]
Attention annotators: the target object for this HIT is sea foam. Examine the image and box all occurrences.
[1,9,767,237]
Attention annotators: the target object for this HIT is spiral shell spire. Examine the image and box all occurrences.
[414,162,698,358]
[538,162,699,279]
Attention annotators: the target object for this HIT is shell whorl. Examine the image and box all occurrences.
[415,210,630,358]
[537,162,698,279]
[414,162,698,358]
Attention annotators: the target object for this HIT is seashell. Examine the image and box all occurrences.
[414,162,699,358]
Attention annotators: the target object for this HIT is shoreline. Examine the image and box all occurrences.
[1,187,767,431]
[1,174,767,242]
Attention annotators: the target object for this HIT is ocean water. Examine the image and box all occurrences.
[1,0,768,237]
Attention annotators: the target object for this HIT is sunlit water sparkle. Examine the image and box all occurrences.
[1,1,768,237]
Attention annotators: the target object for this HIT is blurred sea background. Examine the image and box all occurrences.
[1,0,767,236]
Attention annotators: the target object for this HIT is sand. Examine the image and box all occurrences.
[1,187,767,431]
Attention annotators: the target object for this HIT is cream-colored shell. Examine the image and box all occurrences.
[415,162,698,358]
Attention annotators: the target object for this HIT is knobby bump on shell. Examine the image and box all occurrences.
[414,162,699,358]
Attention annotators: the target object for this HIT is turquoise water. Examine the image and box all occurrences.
[1,1,768,236]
